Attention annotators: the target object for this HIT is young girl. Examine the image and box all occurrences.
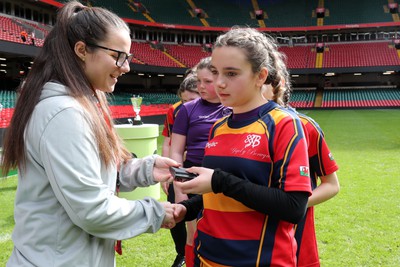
[1,2,178,266]
[174,27,311,267]
[161,74,200,267]
[262,57,339,267]
[161,74,200,160]
[169,56,231,266]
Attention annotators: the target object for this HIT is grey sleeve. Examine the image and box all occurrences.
[119,155,159,192]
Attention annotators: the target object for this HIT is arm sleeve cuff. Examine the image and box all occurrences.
[179,194,203,221]
[211,169,308,223]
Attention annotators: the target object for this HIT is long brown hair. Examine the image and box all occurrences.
[265,47,292,107]
[1,1,131,176]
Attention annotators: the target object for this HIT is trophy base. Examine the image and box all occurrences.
[127,118,143,125]
[131,120,143,125]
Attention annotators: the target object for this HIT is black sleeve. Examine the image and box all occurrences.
[179,194,203,221]
[211,169,309,224]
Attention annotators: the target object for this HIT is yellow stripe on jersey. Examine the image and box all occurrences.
[270,109,301,185]
[203,192,254,212]
[199,255,230,267]
[256,215,269,266]
[268,108,287,125]
[213,120,271,136]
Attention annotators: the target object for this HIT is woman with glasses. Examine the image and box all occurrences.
[1,1,179,266]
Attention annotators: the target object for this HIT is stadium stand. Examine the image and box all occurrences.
[0,85,397,129]
[0,90,16,108]
[0,15,26,44]
[321,87,400,108]
[0,0,399,129]
[0,91,180,128]
[279,45,317,69]
[191,0,257,27]
[163,43,210,68]
[130,41,183,67]
[289,89,316,108]
[322,42,400,68]
[137,0,203,26]
[0,90,16,128]
[323,0,393,25]
[257,0,316,27]
[108,92,179,106]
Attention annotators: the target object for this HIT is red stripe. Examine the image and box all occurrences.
[198,209,266,240]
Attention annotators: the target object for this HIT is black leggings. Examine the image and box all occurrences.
[168,159,200,254]
[168,183,186,255]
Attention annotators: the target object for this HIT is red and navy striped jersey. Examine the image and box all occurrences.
[196,101,312,267]
[295,112,339,267]
[162,101,182,138]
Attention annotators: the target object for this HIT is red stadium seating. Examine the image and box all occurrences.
[279,45,316,69]
[0,15,46,46]
[163,44,210,68]
[0,15,26,44]
[322,42,400,68]
[0,108,14,128]
[130,41,183,67]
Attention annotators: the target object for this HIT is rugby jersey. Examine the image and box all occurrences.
[196,101,311,267]
[295,112,339,267]
[173,98,231,165]
[162,101,183,138]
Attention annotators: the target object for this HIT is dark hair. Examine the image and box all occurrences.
[1,1,131,175]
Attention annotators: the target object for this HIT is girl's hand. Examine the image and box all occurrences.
[174,166,214,195]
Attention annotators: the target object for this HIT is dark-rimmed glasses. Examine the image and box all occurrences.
[86,43,133,67]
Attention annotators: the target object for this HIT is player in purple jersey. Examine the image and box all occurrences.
[161,70,199,160]
[170,56,231,266]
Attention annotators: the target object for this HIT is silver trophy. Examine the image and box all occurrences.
[130,95,143,125]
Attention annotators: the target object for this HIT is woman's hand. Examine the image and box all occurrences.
[161,182,170,195]
[173,203,187,224]
[153,156,179,183]
[161,202,176,229]
[174,167,214,195]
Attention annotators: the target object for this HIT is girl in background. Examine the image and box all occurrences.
[262,55,339,267]
[161,74,200,267]
[161,74,200,160]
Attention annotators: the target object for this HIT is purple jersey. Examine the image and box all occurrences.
[172,98,231,165]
